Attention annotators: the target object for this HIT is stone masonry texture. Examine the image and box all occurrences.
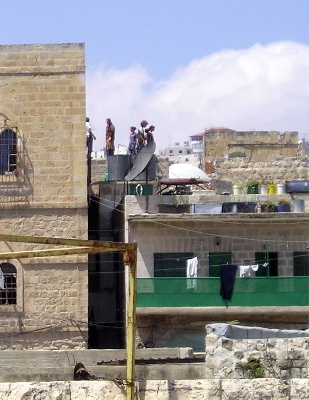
[0,379,307,399]
[0,43,88,349]
[203,129,308,184]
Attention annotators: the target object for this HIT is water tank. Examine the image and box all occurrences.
[286,181,309,193]
[107,155,130,181]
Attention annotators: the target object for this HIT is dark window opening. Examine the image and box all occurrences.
[0,263,17,305]
[255,252,278,276]
[0,129,17,174]
[293,252,309,276]
[154,252,194,277]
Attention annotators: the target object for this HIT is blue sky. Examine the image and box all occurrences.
[2,1,309,150]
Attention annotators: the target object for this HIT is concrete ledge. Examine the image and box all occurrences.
[0,348,203,382]
[137,306,309,323]
[207,323,309,339]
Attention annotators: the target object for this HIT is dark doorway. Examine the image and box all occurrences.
[255,252,278,276]
[293,252,309,276]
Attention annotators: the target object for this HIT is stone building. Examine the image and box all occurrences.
[203,128,308,185]
[89,148,308,350]
[0,43,88,349]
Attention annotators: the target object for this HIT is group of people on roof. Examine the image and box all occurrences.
[128,120,155,155]
[86,117,155,158]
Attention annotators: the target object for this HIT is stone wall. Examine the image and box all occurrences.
[0,43,88,349]
[205,324,309,380]
[0,379,307,399]
[204,129,301,161]
[0,43,86,204]
[212,157,308,185]
[203,129,308,185]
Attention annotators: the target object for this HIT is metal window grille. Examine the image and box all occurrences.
[0,128,17,173]
[0,273,17,305]
[0,127,23,184]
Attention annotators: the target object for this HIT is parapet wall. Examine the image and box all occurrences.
[0,379,308,399]
[213,157,308,185]
[205,324,309,380]
[204,130,300,161]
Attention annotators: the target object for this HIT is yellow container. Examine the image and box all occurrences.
[268,184,277,194]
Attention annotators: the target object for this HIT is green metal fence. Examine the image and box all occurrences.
[137,277,309,307]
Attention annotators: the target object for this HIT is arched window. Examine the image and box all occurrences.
[0,263,17,305]
[0,128,17,174]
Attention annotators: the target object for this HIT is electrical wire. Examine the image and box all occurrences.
[88,195,309,246]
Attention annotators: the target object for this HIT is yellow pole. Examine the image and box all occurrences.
[124,247,137,400]
[0,234,138,399]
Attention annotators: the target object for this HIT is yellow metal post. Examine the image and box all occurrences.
[123,248,137,400]
[0,234,138,399]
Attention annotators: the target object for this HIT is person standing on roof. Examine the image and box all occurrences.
[136,120,148,152]
[86,117,96,159]
[105,118,115,156]
[145,125,155,144]
[128,126,138,155]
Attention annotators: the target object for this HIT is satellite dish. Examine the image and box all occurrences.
[125,141,156,181]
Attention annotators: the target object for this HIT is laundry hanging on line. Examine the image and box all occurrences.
[186,257,198,289]
[239,264,259,278]
[220,264,238,303]
[239,262,269,278]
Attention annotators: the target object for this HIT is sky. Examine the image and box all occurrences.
[1,1,309,151]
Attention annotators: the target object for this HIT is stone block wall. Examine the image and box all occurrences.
[205,324,309,380]
[0,379,308,399]
[204,129,300,160]
[203,129,308,185]
[0,43,86,205]
[0,43,88,349]
[212,157,308,185]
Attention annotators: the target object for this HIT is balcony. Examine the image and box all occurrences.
[137,277,309,308]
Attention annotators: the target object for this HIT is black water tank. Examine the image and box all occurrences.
[107,155,130,181]
[286,181,309,193]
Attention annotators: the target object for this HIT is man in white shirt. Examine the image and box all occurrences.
[86,117,96,159]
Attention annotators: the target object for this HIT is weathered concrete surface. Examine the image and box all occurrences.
[0,348,204,382]
[0,379,307,399]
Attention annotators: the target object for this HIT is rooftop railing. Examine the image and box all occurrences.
[137,277,309,307]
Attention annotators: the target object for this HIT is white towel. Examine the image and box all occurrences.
[186,257,198,289]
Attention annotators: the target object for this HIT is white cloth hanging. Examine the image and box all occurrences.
[239,264,259,278]
[0,268,4,290]
[186,257,198,289]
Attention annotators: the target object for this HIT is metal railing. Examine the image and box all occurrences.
[137,277,309,307]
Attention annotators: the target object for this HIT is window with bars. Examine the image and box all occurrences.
[0,263,17,305]
[0,128,17,175]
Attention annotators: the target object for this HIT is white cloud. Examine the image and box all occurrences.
[86,41,309,152]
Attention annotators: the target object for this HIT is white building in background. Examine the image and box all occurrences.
[159,133,204,168]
